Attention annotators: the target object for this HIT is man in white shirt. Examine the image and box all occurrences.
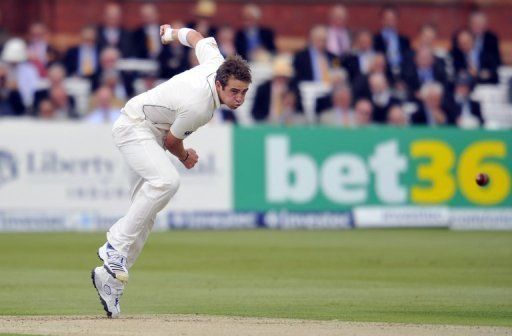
[91,25,252,318]
[85,86,121,124]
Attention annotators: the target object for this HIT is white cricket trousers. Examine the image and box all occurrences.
[107,114,180,268]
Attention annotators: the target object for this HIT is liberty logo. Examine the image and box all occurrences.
[0,150,17,187]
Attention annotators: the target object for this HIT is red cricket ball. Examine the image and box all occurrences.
[476,173,490,186]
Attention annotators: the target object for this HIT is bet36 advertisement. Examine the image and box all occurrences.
[234,127,512,211]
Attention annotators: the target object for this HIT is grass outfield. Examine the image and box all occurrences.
[0,230,511,326]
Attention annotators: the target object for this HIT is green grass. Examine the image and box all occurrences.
[0,230,511,326]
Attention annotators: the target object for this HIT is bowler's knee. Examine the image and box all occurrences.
[152,175,180,201]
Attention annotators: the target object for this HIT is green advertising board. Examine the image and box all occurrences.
[234,126,512,211]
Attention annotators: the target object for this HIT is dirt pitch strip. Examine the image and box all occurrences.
[1,315,511,336]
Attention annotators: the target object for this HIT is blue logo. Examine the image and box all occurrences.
[0,150,17,187]
[184,131,193,136]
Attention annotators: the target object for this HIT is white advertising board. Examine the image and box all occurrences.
[0,120,232,230]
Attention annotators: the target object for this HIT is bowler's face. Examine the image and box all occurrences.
[216,78,250,110]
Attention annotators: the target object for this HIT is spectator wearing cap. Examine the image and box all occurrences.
[411,82,456,126]
[64,25,100,81]
[97,3,132,57]
[252,56,303,123]
[0,62,24,116]
[235,4,276,62]
[188,0,218,38]
[132,3,162,59]
[1,38,40,110]
[451,29,498,84]
[190,0,217,36]
[373,6,411,78]
[293,25,340,84]
[326,5,351,58]
[453,74,483,128]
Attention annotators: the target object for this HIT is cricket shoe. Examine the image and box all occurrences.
[91,266,124,318]
[97,242,129,284]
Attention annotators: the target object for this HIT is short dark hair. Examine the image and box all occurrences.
[215,54,252,88]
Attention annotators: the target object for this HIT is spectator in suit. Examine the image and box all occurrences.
[132,3,162,60]
[0,62,24,116]
[1,38,40,110]
[235,3,276,62]
[189,0,218,38]
[217,26,237,58]
[85,86,120,124]
[64,25,100,81]
[387,104,408,126]
[353,98,374,126]
[469,11,501,68]
[158,21,190,79]
[293,25,340,83]
[342,29,376,81]
[315,68,349,114]
[93,47,134,97]
[352,53,393,101]
[251,55,303,124]
[368,72,401,123]
[402,46,449,98]
[27,22,60,77]
[453,73,483,128]
[97,3,132,57]
[411,82,455,126]
[326,5,351,58]
[374,6,410,78]
[33,63,75,113]
[319,84,355,127]
[43,86,78,119]
[414,24,452,80]
[452,29,498,84]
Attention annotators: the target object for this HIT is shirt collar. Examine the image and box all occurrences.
[208,73,221,109]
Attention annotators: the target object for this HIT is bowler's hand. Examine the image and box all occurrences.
[160,24,171,37]
[181,148,198,169]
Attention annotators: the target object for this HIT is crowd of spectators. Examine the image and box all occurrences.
[0,1,506,128]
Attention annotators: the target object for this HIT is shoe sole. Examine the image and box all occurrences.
[97,250,129,284]
[91,268,113,318]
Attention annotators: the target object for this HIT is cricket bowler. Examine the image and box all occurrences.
[91,24,252,318]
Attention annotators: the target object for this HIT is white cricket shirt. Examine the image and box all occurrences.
[123,37,224,139]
